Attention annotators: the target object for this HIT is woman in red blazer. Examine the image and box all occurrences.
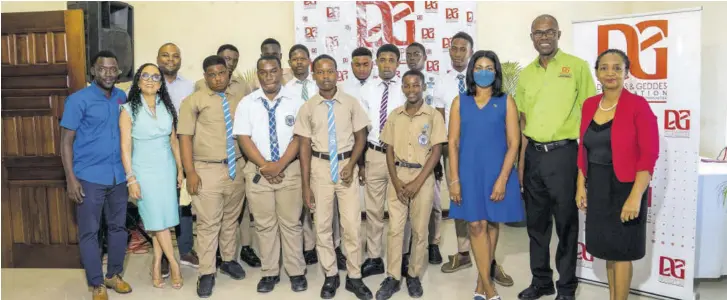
[575,49,659,300]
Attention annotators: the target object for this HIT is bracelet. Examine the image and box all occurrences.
[449,179,460,186]
[126,180,137,187]
[125,172,135,180]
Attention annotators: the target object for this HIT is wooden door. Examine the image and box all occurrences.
[1,10,87,268]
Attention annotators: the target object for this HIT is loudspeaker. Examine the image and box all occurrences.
[67,1,134,82]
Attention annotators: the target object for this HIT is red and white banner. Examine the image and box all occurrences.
[294,1,477,81]
[573,8,702,300]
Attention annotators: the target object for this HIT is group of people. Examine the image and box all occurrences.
[61,13,659,300]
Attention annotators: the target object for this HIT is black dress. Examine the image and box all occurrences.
[583,120,647,261]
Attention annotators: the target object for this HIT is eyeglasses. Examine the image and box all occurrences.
[140,72,162,82]
[531,29,558,39]
[96,66,123,75]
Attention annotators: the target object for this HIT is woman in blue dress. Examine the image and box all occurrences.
[448,50,524,300]
[120,63,184,289]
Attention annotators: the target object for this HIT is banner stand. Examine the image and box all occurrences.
[573,7,702,300]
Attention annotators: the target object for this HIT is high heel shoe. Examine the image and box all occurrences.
[171,268,183,289]
[152,263,165,288]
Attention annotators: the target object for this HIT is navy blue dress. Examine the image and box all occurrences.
[448,93,525,223]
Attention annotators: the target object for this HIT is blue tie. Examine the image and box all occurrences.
[325,100,339,183]
[457,74,466,94]
[261,98,282,161]
[219,93,236,179]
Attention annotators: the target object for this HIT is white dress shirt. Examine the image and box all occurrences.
[165,74,195,115]
[339,76,369,103]
[359,77,405,146]
[233,87,304,162]
[434,69,467,130]
[284,74,318,102]
[422,70,444,107]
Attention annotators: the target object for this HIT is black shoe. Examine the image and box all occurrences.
[361,257,385,278]
[320,275,340,299]
[215,250,223,268]
[219,261,246,280]
[518,285,556,300]
[345,276,373,300]
[335,247,348,270]
[374,277,401,300]
[428,244,442,264]
[401,254,410,278]
[256,276,279,293]
[304,248,318,265]
[240,246,262,268]
[290,275,308,292]
[161,255,170,278]
[406,276,423,298]
[555,295,575,300]
[196,274,215,298]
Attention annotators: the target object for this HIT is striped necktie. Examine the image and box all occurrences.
[219,92,236,179]
[324,100,339,183]
[300,80,309,101]
[457,74,466,94]
[261,98,282,161]
[379,81,389,133]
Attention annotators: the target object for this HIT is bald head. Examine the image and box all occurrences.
[157,43,181,77]
[531,14,559,31]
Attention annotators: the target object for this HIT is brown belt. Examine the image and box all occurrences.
[311,150,353,161]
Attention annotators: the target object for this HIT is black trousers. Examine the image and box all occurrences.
[523,141,579,295]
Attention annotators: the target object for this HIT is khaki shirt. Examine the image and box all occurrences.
[194,75,252,99]
[380,103,447,165]
[294,90,369,153]
[177,84,244,162]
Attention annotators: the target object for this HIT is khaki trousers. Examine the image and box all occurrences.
[302,205,316,251]
[311,157,362,278]
[191,160,245,276]
[403,177,441,254]
[364,149,388,259]
[244,162,305,277]
[444,154,470,252]
[238,200,254,247]
[386,167,435,280]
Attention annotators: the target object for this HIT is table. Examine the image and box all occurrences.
[695,159,727,278]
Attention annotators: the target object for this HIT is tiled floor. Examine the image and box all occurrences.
[1,220,724,300]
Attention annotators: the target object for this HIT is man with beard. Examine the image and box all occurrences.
[283,44,320,266]
[404,42,444,266]
[234,55,308,293]
[60,50,132,300]
[515,15,595,300]
[295,54,372,300]
[155,42,199,277]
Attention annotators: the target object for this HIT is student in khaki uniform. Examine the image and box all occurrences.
[294,55,373,300]
[374,70,446,300]
[178,55,247,298]
[233,55,308,294]
[194,44,260,268]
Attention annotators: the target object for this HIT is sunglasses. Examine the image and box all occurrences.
[140,72,162,82]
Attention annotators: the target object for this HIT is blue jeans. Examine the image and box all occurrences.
[175,205,194,255]
[77,179,128,287]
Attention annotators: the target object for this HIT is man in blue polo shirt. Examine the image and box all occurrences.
[60,50,131,300]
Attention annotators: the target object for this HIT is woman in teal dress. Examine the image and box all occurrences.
[120,63,184,289]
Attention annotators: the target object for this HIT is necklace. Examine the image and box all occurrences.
[598,98,617,111]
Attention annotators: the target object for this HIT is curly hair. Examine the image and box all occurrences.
[126,63,178,129]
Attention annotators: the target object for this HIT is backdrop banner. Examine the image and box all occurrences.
[294,1,477,82]
[573,8,702,300]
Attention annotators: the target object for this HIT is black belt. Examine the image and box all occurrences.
[527,138,576,152]
[367,142,386,153]
[196,156,243,164]
[395,161,422,169]
[312,150,352,161]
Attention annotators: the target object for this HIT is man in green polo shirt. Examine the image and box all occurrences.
[515,14,596,300]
